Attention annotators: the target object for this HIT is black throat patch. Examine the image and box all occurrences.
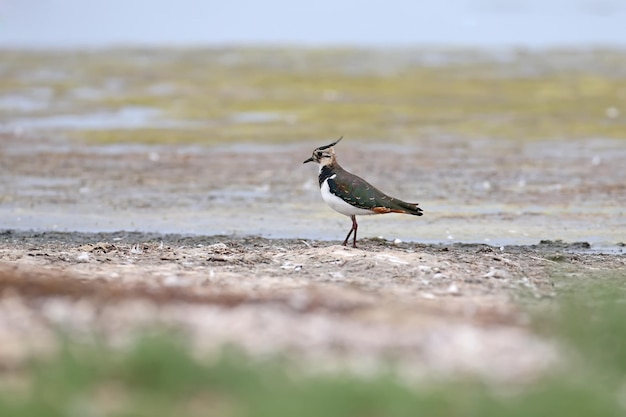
[318,165,335,187]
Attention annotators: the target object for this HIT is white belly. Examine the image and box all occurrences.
[320,177,374,216]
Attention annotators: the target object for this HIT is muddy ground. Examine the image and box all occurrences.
[1,229,624,382]
[1,132,625,383]
[2,134,626,245]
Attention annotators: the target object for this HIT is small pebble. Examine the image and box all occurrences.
[76,252,90,262]
[446,283,460,294]
[207,243,228,250]
[483,268,508,279]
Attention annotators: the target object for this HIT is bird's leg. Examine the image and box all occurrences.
[351,215,358,248]
[342,215,358,248]
[342,225,353,246]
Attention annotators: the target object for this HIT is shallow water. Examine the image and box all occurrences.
[1,49,624,250]
[1,136,624,253]
[0,106,207,132]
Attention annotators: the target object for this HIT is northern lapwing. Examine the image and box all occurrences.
[304,137,423,248]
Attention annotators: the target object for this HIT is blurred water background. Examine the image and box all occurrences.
[1,1,625,247]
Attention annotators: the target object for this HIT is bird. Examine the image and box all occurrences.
[303,137,423,248]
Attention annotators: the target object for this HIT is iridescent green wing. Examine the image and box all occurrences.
[327,172,390,210]
[328,171,423,215]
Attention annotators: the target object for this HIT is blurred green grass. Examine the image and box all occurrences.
[2,48,626,144]
[1,270,625,417]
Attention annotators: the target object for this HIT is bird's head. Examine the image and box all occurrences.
[303,136,342,167]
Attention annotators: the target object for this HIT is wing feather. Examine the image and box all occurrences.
[327,169,423,216]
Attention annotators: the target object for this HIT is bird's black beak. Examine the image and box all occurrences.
[303,157,314,164]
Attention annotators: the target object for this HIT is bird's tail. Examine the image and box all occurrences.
[396,200,424,216]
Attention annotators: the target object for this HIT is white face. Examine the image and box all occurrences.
[304,138,341,166]
[312,149,334,165]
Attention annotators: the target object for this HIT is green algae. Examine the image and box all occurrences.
[2,48,626,144]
